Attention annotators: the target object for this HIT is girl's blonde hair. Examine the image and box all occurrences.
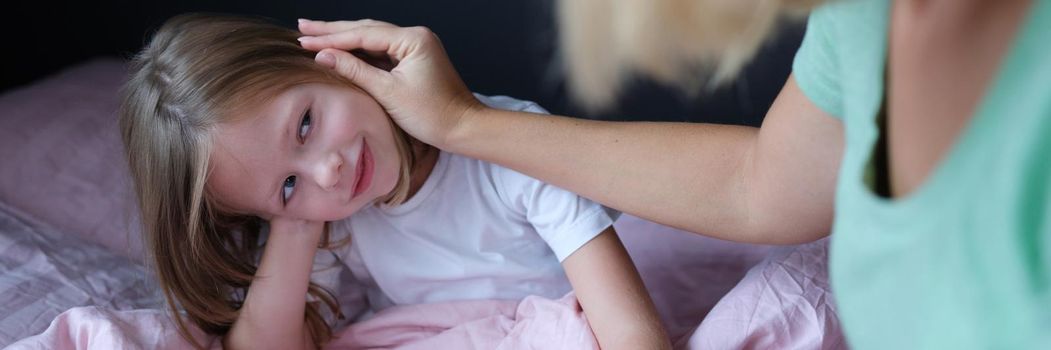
[119,13,416,348]
[558,0,826,110]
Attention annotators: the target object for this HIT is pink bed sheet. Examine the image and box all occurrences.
[3,212,844,349]
[7,293,597,350]
[685,239,846,349]
[0,205,845,349]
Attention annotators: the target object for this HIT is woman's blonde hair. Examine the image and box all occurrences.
[119,13,417,348]
[558,0,826,110]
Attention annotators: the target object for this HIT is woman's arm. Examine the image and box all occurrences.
[453,77,842,244]
[224,219,324,350]
[563,227,671,350]
[299,21,843,244]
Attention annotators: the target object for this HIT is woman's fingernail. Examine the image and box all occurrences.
[297,36,311,43]
[298,18,310,24]
[315,52,336,67]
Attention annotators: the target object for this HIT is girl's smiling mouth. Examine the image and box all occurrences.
[352,139,373,199]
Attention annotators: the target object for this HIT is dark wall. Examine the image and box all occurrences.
[2,1,804,125]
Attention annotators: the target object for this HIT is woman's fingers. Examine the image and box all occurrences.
[299,25,401,54]
[299,25,441,64]
[297,18,395,36]
[351,50,398,71]
[314,48,391,97]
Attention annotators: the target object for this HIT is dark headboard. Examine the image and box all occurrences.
[2,0,804,125]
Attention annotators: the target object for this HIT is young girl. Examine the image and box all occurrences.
[119,14,669,350]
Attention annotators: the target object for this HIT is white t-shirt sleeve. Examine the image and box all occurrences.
[477,93,621,261]
[474,93,550,115]
[493,166,619,261]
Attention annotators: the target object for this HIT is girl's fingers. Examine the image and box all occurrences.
[297,18,395,36]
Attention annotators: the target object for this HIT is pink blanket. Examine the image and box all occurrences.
[3,307,219,350]
[7,294,597,350]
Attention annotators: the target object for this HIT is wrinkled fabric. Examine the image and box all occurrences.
[1,202,843,349]
[330,293,597,350]
[686,239,845,349]
[4,307,219,350]
[614,215,775,341]
[7,294,595,350]
[0,202,162,347]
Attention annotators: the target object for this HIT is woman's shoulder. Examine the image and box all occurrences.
[804,0,889,49]
[793,0,889,119]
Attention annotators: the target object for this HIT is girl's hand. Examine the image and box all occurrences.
[268,215,325,239]
[297,19,485,149]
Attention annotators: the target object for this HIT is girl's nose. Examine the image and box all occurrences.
[312,152,343,191]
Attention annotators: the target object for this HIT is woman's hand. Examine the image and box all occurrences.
[298,19,484,149]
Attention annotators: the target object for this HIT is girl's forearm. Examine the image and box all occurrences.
[563,229,672,350]
[225,228,323,350]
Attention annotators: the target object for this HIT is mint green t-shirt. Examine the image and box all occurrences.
[793,0,1051,348]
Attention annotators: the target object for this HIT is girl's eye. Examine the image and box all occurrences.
[298,110,312,141]
[282,175,296,205]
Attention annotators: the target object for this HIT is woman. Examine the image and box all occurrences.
[296,0,1051,348]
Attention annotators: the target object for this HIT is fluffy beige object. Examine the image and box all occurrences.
[558,0,825,110]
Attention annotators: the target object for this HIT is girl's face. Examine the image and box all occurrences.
[208,82,401,222]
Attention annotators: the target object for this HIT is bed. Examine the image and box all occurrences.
[0,58,844,349]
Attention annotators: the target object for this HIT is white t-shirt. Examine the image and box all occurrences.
[311,95,618,318]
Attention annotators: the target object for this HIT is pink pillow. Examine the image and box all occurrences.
[0,58,143,260]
